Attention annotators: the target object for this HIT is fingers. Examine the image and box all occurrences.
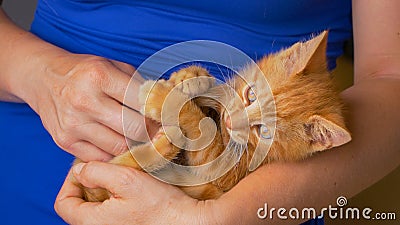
[41,56,150,161]
[133,72,145,83]
[69,141,114,162]
[110,59,136,75]
[95,97,150,143]
[99,63,146,144]
[122,106,151,142]
[55,162,194,225]
[101,64,143,111]
[77,123,128,156]
[109,59,145,83]
[55,171,102,225]
[72,162,188,201]
[71,162,140,198]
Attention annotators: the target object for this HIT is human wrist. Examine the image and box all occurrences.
[0,10,69,106]
[4,30,69,110]
[162,196,217,225]
[198,197,235,225]
[13,42,70,111]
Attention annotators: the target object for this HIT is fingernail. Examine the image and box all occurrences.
[73,163,85,175]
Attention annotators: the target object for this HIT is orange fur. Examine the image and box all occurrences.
[75,31,351,201]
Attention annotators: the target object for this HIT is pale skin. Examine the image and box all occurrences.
[1,0,399,224]
[0,6,159,162]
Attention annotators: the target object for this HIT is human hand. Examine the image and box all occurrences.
[1,9,157,158]
[55,162,224,225]
[24,53,158,161]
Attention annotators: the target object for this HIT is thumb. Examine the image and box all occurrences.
[55,171,102,225]
[72,161,140,198]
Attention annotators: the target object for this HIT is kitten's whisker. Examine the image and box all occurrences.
[216,64,225,82]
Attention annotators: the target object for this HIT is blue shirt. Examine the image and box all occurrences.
[0,0,352,224]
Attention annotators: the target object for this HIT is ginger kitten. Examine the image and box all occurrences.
[76,31,351,201]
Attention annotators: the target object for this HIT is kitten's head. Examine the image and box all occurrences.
[220,31,351,161]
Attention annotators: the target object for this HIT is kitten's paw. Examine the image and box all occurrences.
[82,187,111,202]
[70,169,111,202]
[148,127,183,165]
[138,80,173,122]
[170,66,215,96]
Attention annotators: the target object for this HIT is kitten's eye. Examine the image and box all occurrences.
[246,85,257,104]
[259,125,272,139]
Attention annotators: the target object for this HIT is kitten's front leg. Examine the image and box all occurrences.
[76,128,182,202]
[138,65,214,122]
[138,80,174,123]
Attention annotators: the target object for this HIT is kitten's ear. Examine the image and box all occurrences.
[305,115,351,152]
[281,31,328,77]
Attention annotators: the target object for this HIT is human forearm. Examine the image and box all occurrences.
[214,76,400,225]
[0,8,68,103]
[53,76,400,225]
[215,1,400,222]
